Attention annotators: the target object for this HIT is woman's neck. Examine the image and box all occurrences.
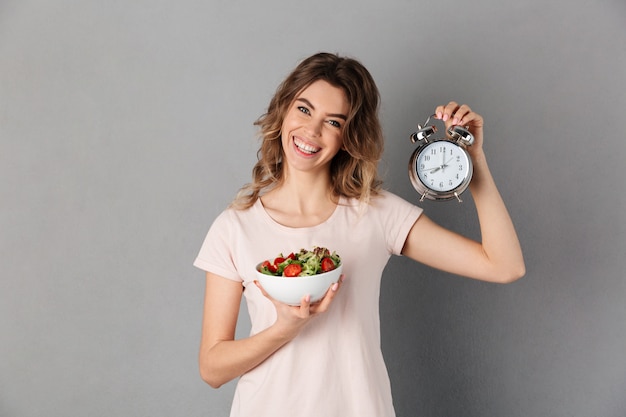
[260,171,338,227]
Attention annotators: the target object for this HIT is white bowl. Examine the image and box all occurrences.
[255,264,343,306]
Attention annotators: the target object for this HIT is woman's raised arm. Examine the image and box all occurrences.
[401,102,525,283]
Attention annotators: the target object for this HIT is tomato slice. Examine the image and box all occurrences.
[321,257,336,272]
[283,264,302,277]
[260,260,278,274]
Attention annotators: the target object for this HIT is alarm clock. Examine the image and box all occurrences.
[408,114,474,202]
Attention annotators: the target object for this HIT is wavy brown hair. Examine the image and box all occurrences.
[231,52,384,209]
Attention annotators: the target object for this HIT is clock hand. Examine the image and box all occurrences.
[441,157,454,170]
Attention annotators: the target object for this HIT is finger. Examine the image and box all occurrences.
[255,280,287,308]
[459,110,483,128]
[435,105,446,121]
[298,294,312,316]
[441,101,459,122]
[254,280,271,299]
[435,101,461,123]
[311,274,344,314]
[451,104,472,125]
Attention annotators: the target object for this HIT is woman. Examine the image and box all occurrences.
[194,52,525,416]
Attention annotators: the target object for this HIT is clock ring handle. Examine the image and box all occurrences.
[410,113,437,143]
[410,113,474,146]
[448,125,474,146]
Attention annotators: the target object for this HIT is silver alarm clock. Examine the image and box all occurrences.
[408,114,474,202]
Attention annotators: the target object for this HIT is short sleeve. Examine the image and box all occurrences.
[373,191,423,255]
[193,210,243,282]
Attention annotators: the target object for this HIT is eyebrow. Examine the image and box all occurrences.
[296,98,348,121]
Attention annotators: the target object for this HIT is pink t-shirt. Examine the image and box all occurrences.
[194,190,423,417]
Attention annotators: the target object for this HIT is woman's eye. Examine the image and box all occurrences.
[328,120,341,128]
[297,106,310,115]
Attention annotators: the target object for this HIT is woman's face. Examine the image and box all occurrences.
[280,80,349,176]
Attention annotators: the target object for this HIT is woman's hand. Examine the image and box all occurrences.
[254,274,345,340]
[435,101,484,158]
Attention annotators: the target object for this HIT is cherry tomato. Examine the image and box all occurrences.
[321,257,336,272]
[283,264,302,277]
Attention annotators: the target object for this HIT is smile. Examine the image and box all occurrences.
[293,137,321,154]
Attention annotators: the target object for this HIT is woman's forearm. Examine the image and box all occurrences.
[199,274,300,389]
[199,323,294,388]
[469,151,526,282]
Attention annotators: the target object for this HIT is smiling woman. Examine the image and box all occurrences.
[230,52,385,211]
[280,80,348,174]
[193,52,524,417]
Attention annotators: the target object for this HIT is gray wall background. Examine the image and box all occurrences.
[1,0,625,416]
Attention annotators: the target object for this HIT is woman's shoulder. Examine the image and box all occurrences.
[340,189,421,219]
[370,189,415,207]
[368,189,423,222]
[340,189,405,205]
[209,198,262,228]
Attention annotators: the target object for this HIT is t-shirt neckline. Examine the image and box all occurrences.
[254,196,347,232]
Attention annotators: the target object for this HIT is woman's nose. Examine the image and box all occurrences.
[305,118,322,137]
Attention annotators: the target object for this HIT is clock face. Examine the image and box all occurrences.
[415,141,471,192]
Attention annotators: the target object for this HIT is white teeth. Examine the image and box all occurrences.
[294,137,320,154]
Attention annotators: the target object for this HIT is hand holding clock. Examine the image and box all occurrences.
[408,101,483,201]
[434,101,484,159]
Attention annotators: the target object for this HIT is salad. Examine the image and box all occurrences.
[258,246,341,277]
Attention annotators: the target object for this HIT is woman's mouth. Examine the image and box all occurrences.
[293,137,321,155]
